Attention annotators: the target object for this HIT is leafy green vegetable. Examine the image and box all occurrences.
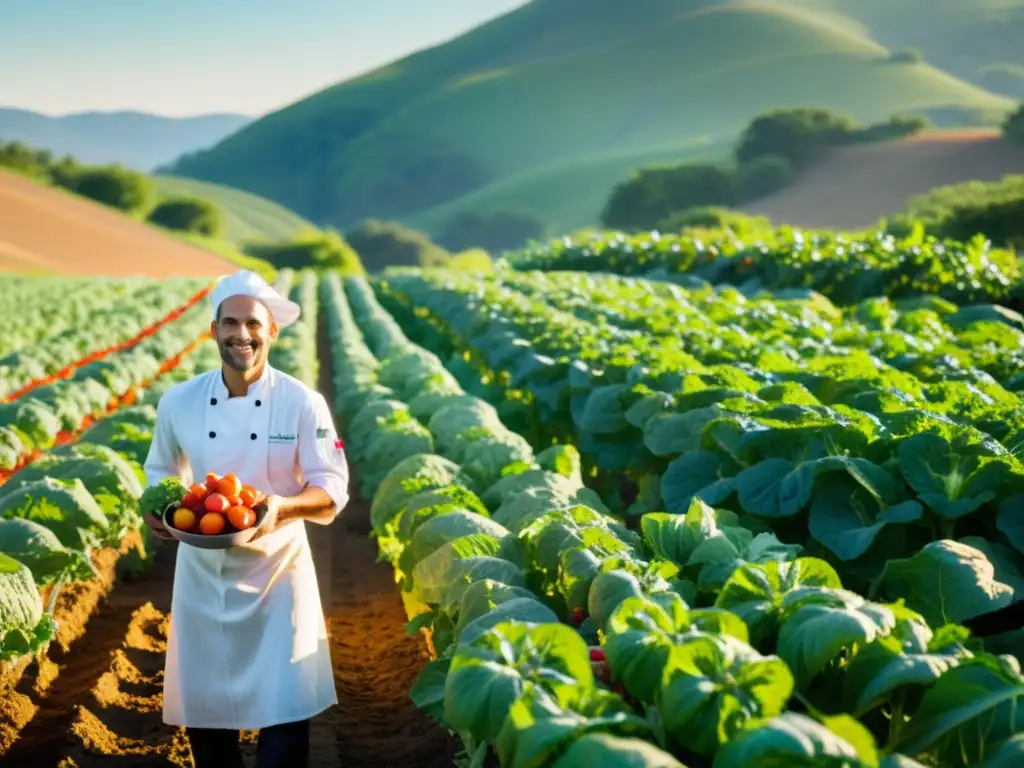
[0,552,56,662]
[0,476,109,549]
[0,518,97,586]
[326,263,1024,767]
[137,476,187,517]
[872,540,1015,627]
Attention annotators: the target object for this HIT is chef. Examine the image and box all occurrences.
[142,269,348,768]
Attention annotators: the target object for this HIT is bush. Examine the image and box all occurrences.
[601,163,738,231]
[436,209,546,253]
[848,115,929,143]
[69,166,153,213]
[246,229,364,274]
[447,248,493,273]
[47,156,81,189]
[938,196,1024,249]
[888,175,1024,248]
[345,219,450,272]
[0,141,54,180]
[1004,104,1024,145]
[735,107,858,168]
[147,197,222,236]
[737,155,793,200]
[887,48,922,64]
[657,207,773,238]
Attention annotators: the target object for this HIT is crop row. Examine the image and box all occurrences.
[0,276,190,358]
[269,268,320,387]
[1,277,211,401]
[320,274,686,764]
[1,299,214,480]
[503,228,1023,308]
[0,316,220,669]
[375,269,1024,586]
[494,269,1024,396]
[368,268,1024,767]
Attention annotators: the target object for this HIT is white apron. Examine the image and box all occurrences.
[161,367,337,730]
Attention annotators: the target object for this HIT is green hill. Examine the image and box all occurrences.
[151,175,316,243]
[782,0,1024,98]
[409,139,731,236]
[166,0,1015,239]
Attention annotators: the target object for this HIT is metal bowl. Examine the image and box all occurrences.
[161,502,268,550]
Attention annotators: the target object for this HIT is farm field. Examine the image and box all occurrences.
[5,223,1024,766]
[0,170,238,277]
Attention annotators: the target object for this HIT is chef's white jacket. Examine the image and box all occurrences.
[143,364,347,729]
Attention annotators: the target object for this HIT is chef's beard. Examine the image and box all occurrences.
[218,339,262,372]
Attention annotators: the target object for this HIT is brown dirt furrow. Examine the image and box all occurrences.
[0,170,237,277]
[59,601,194,768]
[309,307,457,768]
[2,536,180,768]
[741,132,1024,232]
[0,532,145,756]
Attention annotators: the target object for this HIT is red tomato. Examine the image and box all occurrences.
[205,472,221,492]
[189,483,208,501]
[181,492,202,511]
[227,505,256,531]
[204,493,229,513]
[239,487,258,508]
[217,475,242,499]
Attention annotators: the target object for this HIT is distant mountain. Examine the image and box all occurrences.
[164,0,1017,237]
[0,108,252,171]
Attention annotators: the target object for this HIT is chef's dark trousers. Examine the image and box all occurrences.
[186,719,310,768]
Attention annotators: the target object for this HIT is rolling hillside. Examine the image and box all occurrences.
[151,175,316,243]
[0,108,251,171]
[165,0,1015,240]
[0,170,238,276]
[782,0,1024,98]
[740,130,1024,230]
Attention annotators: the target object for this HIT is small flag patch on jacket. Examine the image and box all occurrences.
[316,427,334,439]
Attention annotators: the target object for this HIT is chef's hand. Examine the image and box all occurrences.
[250,495,282,541]
[143,510,176,542]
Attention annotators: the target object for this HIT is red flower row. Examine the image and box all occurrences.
[4,283,214,404]
[0,331,213,489]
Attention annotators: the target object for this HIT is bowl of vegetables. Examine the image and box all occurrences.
[141,473,269,550]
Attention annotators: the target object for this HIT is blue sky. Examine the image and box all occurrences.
[0,0,528,116]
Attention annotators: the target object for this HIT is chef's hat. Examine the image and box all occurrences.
[210,270,301,328]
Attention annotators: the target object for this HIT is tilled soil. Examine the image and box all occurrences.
[0,169,235,277]
[0,319,456,767]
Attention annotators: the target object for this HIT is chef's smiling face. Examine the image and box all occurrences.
[212,296,279,373]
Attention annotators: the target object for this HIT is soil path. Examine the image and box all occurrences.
[0,312,456,767]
